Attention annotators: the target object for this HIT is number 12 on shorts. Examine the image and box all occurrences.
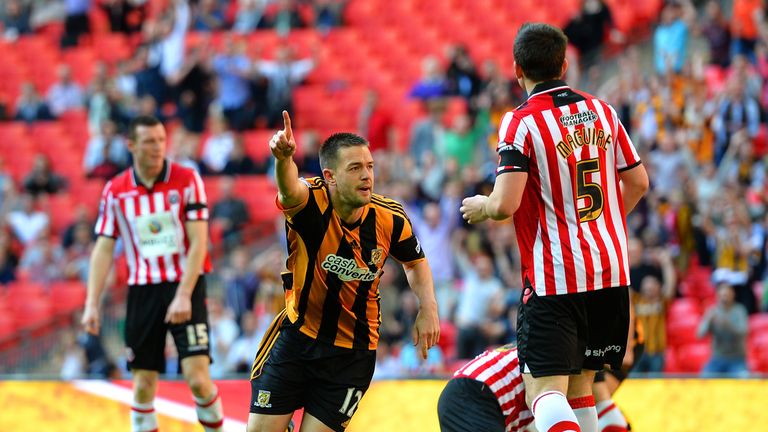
[339,387,363,417]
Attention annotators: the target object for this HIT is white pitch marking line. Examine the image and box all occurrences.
[73,380,247,432]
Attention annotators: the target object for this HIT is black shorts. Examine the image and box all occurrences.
[437,378,505,432]
[517,285,629,378]
[595,342,645,383]
[125,277,210,372]
[249,314,376,432]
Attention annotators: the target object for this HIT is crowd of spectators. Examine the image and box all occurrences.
[2,0,768,379]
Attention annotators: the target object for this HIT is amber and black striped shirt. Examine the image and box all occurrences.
[279,177,424,350]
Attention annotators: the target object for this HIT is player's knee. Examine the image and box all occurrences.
[185,373,211,396]
[567,371,595,399]
[246,414,290,432]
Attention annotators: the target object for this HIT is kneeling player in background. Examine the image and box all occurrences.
[438,344,595,432]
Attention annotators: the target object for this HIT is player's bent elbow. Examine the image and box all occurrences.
[627,177,649,199]
[620,164,649,193]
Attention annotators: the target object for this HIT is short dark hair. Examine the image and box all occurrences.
[513,23,568,82]
[128,115,162,141]
[318,132,369,170]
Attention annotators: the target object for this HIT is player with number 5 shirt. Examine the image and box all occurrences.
[460,23,648,432]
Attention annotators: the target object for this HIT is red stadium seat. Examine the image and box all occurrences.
[750,333,768,372]
[0,314,19,351]
[749,313,768,338]
[92,33,132,63]
[243,130,277,164]
[234,176,281,227]
[70,180,107,217]
[12,296,53,331]
[203,176,223,206]
[437,320,457,361]
[4,281,47,304]
[668,298,702,321]
[663,347,679,373]
[49,281,87,315]
[675,342,712,373]
[679,278,716,300]
[666,315,702,347]
[46,194,76,233]
[62,48,98,85]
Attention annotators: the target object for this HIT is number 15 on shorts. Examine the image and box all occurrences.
[186,323,209,350]
[339,387,363,417]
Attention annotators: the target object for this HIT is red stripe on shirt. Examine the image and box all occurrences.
[535,111,577,294]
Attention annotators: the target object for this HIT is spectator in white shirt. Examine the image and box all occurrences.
[207,297,240,378]
[201,115,236,174]
[405,182,462,318]
[225,312,273,374]
[254,45,318,128]
[7,194,50,246]
[47,64,85,116]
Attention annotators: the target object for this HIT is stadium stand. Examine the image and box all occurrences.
[3,0,768,386]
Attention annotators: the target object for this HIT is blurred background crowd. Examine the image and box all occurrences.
[1,0,768,381]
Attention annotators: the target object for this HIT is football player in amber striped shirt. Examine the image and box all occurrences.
[247,111,439,432]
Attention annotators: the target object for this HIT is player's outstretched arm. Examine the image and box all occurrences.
[82,236,116,335]
[461,171,527,224]
[271,110,308,209]
[402,259,440,360]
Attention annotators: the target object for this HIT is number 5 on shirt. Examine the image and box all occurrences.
[576,157,604,223]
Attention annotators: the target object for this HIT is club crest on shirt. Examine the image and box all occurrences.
[148,220,163,234]
[254,390,272,408]
[369,248,384,266]
[167,190,181,205]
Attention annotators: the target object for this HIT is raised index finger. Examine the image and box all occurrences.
[282,110,293,140]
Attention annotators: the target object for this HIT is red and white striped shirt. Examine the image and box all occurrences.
[497,80,640,296]
[95,160,212,286]
[454,345,533,432]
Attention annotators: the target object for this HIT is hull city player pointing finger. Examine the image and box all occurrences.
[246,111,440,432]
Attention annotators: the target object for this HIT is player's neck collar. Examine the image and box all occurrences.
[528,80,569,98]
[132,159,170,189]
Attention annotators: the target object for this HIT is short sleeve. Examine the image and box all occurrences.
[389,214,425,264]
[185,170,209,221]
[278,177,323,221]
[94,181,118,238]
[497,111,531,175]
[612,106,641,171]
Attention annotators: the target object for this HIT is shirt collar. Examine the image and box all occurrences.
[528,80,570,98]
[131,160,170,189]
